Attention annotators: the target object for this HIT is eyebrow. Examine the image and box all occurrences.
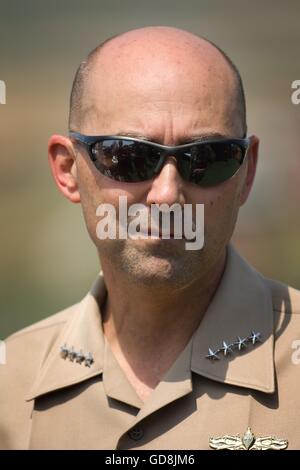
[115,131,230,144]
[185,133,230,143]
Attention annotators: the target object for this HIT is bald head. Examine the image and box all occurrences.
[69,27,246,137]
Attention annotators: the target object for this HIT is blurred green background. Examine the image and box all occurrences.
[0,0,299,338]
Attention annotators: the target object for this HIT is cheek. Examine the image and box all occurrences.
[76,158,105,242]
[198,182,242,245]
[76,156,150,241]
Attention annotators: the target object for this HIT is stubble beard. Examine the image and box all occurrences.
[99,238,207,289]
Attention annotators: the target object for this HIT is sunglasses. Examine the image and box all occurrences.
[69,131,250,187]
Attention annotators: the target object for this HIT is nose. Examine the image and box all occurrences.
[146,156,186,207]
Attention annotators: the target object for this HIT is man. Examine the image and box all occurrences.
[1,26,299,450]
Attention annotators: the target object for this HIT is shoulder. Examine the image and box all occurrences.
[6,303,77,343]
[2,303,80,379]
[2,302,82,379]
[1,303,81,390]
[264,277,300,315]
[0,303,80,449]
[263,277,300,351]
[5,303,79,358]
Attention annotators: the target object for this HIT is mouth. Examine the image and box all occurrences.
[134,227,176,239]
[145,228,181,240]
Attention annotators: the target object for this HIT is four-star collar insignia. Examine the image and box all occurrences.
[209,427,288,450]
[59,344,94,367]
[205,330,262,360]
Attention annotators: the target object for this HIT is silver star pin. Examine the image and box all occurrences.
[84,352,94,367]
[59,344,94,367]
[221,340,234,356]
[68,346,77,362]
[249,330,262,345]
[60,343,69,359]
[234,336,248,351]
[75,349,85,364]
[205,348,220,361]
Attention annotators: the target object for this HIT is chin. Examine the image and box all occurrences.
[119,243,203,287]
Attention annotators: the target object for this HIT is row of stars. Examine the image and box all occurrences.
[60,344,94,367]
[205,330,262,360]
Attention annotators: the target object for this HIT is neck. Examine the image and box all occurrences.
[99,248,226,399]
[102,248,225,326]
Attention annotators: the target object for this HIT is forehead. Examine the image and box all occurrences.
[87,35,235,99]
[80,35,241,137]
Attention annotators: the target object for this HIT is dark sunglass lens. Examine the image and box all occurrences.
[91,140,160,182]
[181,141,245,186]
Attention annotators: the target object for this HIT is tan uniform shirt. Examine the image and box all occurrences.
[1,245,300,450]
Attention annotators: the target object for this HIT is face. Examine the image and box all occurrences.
[49,31,258,288]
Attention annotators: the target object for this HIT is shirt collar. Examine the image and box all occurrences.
[26,276,107,401]
[27,244,275,401]
[191,244,275,393]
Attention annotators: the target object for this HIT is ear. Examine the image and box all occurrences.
[48,134,81,203]
[239,135,259,206]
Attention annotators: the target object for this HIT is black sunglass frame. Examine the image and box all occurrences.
[69,131,251,185]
